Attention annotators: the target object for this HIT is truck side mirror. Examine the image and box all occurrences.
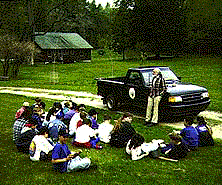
[178,76,182,81]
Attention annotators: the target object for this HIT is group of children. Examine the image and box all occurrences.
[13,97,214,173]
[13,98,115,172]
[126,116,214,161]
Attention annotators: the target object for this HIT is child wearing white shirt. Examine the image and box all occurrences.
[126,133,165,160]
[73,118,102,149]
[97,115,113,143]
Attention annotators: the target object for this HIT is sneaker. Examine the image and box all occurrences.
[96,145,103,149]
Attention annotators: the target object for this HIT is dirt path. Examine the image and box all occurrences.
[1,86,221,139]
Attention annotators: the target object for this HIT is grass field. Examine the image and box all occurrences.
[0,93,221,185]
[0,51,221,184]
[0,52,221,112]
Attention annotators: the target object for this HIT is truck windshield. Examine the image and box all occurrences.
[141,68,179,86]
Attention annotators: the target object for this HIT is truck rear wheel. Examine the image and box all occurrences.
[106,96,117,110]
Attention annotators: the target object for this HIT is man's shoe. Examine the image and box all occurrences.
[145,121,150,125]
[152,122,158,126]
[145,121,153,127]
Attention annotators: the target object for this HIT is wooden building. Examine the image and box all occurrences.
[34,32,93,63]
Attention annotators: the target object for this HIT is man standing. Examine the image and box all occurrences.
[145,68,166,126]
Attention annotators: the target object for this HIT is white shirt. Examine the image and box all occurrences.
[75,125,95,143]
[97,121,114,143]
[30,135,54,161]
[69,112,80,135]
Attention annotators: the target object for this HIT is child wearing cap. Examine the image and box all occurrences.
[52,129,91,173]
[195,116,214,147]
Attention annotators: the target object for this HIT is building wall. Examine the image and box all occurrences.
[34,49,92,63]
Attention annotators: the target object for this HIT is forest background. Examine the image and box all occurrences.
[0,0,221,61]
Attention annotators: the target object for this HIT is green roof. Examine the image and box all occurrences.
[34,32,93,49]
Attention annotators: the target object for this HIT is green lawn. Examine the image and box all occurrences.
[0,51,221,184]
[0,52,221,112]
[0,93,222,185]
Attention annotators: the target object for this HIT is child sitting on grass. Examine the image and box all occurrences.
[73,118,102,149]
[52,128,91,173]
[15,118,38,154]
[126,133,165,160]
[160,132,189,160]
[29,126,54,162]
[97,114,113,143]
[195,116,214,147]
[88,108,100,129]
[110,113,136,148]
[180,116,199,151]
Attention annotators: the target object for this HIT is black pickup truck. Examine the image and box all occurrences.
[96,66,210,118]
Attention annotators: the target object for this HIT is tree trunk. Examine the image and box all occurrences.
[14,62,21,78]
[30,52,34,65]
[3,58,10,76]
[122,47,125,61]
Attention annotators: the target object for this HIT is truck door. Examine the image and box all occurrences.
[125,71,149,107]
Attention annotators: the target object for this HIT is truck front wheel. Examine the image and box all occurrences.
[106,96,117,110]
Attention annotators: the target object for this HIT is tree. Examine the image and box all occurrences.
[0,35,40,78]
[111,0,135,60]
[183,0,222,56]
[134,0,186,56]
[112,0,187,57]
[83,0,112,49]
[0,0,86,41]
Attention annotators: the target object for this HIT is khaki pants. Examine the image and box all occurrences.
[145,96,162,124]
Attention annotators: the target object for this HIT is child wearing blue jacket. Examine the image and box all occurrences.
[52,129,91,173]
[180,117,199,150]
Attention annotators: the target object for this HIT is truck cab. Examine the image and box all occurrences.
[96,66,210,118]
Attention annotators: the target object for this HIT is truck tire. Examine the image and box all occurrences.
[106,96,117,110]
